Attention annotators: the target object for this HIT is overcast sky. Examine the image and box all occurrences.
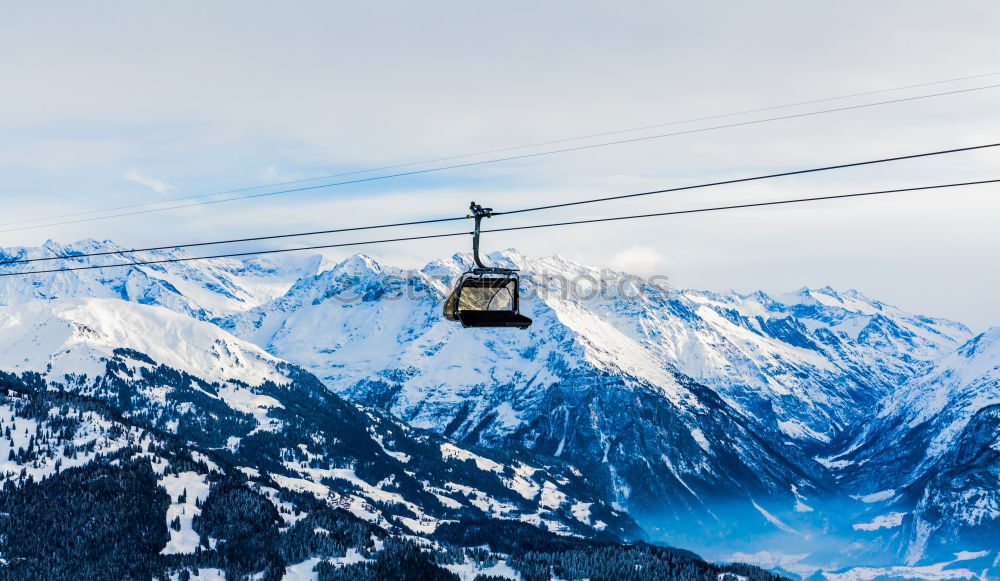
[2,1,999,330]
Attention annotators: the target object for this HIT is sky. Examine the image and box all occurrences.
[2,1,1000,330]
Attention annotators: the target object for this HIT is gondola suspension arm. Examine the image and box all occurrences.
[468,201,493,270]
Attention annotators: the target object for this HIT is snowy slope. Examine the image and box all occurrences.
[0,297,289,385]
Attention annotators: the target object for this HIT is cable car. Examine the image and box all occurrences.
[443,202,532,329]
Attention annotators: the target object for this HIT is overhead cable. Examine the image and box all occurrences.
[2,178,996,277]
[493,142,1000,216]
[0,215,467,266]
[3,140,997,267]
[487,179,1000,234]
[3,82,999,235]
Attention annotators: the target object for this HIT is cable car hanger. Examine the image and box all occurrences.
[442,202,532,329]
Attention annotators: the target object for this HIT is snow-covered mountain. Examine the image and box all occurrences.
[1,238,996,578]
[829,327,1000,566]
[0,239,328,320]
[219,251,972,531]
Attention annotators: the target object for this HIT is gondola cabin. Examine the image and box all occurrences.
[443,269,531,328]
[442,202,533,329]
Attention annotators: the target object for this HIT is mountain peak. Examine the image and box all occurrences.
[957,326,1000,360]
[483,248,526,269]
[42,238,123,254]
[331,253,383,276]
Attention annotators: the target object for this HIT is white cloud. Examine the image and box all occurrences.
[260,165,281,182]
[125,169,177,196]
[610,246,667,275]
